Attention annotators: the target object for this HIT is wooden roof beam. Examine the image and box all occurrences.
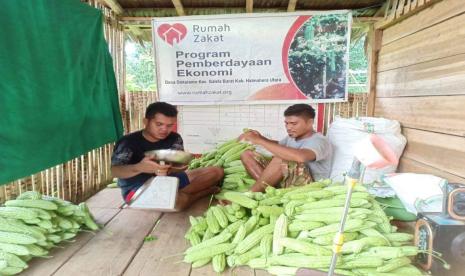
[98,0,123,14]
[287,0,298,12]
[127,25,144,36]
[125,24,145,44]
[172,0,186,16]
[120,17,153,22]
[246,0,253,13]
[354,16,384,22]
[123,8,288,17]
[96,1,148,43]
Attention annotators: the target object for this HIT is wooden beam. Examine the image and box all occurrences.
[96,0,149,42]
[402,128,465,178]
[387,0,399,22]
[171,0,186,16]
[246,0,253,13]
[123,8,287,17]
[127,26,144,36]
[395,0,406,19]
[378,12,465,72]
[354,16,384,22]
[374,95,465,136]
[366,25,382,116]
[127,25,146,44]
[98,0,123,14]
[376,53,465,98]
[382,0,465,46]
[398,157,465,183]
[121,15,379,23]
[375,0,442,30]
[120,17,152,28]
[384,0,392,19]
[120,17,153,21]
[287,0,298,12]
[123,24,151,28]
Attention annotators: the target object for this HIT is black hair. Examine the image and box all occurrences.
[145,102,178,119]
[284,104,315,119]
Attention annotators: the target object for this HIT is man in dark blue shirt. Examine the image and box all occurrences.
[111,102,224,210]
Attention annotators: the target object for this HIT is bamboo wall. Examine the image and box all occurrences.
[0,1,125,203]
[322,94,368,134]
[122,92,158,133]
[374,0,465,183]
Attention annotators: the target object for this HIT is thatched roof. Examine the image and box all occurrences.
[99,0,386,42]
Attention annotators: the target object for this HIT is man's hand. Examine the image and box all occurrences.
[239,129,263,145]
[136,156,171,175]
[168,164,188,174]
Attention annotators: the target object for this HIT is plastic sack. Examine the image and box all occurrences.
[382,173,446,215]
[327,117,406,184]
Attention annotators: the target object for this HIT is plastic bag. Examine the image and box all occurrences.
[383,173,446,215]
[327,117,407,184]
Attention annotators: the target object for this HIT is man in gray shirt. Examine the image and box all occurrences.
[239,104,332,192]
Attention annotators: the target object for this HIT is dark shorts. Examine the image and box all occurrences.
[123,171,190,203]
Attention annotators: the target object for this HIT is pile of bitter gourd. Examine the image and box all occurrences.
[184,181,428,276]
[0,191,99,275]
[188,139,260,192]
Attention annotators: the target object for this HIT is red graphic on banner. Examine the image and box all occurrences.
[157,23,187,45]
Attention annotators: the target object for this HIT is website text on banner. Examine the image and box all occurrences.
[152,11,352,105]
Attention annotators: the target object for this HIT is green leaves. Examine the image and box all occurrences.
[144,235,157,242]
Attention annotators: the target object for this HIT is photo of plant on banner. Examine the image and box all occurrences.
[250,14,350,101]
[289,14,349,99]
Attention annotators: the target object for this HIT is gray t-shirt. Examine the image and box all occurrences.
[279,133,332,181]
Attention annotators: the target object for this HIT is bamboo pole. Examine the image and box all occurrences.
[74,158,79,203]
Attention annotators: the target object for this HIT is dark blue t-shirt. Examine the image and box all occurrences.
[111,130,184,197]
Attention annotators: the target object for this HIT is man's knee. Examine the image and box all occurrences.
[175,192,189,211]
[208,166,224,181]
[264,157,284,175]
[214,167,224,180]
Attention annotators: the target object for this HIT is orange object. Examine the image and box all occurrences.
[248,83,307,100]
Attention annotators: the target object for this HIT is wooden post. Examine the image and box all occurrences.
[171,0,186,16]
[98,0,123,14]
[366,26,382,116]
[388,0,399,22]
[287,0,298,12]
[396,0,406,19]
[246,0,253,13]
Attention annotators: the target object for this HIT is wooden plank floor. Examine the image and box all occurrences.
[20,189,271,276]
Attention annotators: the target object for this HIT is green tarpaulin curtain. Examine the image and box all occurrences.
[0,0,124,184]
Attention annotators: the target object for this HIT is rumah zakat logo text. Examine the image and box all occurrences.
[157,23,187,46]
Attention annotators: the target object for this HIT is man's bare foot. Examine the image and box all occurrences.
[218,199,232,206]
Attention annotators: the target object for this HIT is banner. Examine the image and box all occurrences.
[153,11,351,105]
